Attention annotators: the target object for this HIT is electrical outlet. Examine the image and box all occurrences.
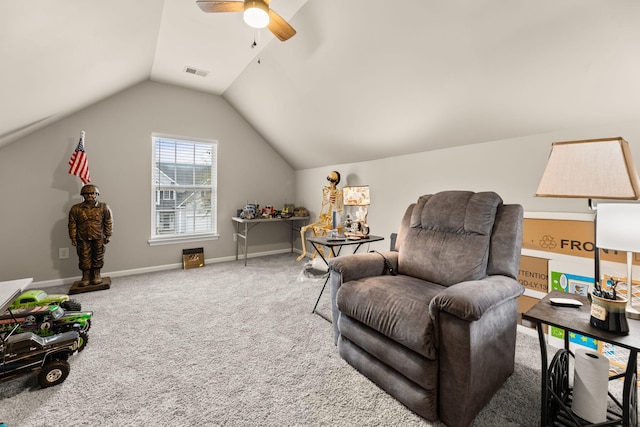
[233,233,237,242]
[59,247,69,259]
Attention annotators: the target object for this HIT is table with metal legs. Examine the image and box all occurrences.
[232,216,308,266]
[523,290,640,426]
[306,235,384,322]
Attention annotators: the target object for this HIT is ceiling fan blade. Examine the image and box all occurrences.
[196,1,244,13]
[267,9,296,41]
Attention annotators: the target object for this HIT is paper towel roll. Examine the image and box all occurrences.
[572,348,609,423]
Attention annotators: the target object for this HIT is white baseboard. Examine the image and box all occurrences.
[31,248,298,289]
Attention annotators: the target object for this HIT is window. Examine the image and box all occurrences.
[156,190,175,202]
[149,134,218,245]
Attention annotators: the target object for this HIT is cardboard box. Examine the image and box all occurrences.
[523,215,633,265]
[182,247,204,269]
[519,256,548,293]
[523,216,594,259]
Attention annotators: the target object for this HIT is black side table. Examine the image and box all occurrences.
[306,235,384,322]
[523,290,640,426]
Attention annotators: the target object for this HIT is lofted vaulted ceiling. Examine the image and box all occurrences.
[2,0,640,169]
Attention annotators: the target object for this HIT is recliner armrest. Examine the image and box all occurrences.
[429,275,524,321]
[329,251,398,344]
[328,251,398,283]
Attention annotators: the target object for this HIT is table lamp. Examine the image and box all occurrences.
[536,137,640,332]
[343,185,371,237]
[596,203,640,322]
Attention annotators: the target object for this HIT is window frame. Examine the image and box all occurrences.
[148,133,219,246]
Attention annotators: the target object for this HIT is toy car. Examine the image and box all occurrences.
[9,289,82,311]
[0,305,91,351]
[0,326,80,388]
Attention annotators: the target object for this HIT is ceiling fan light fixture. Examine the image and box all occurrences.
[243,1,269,29]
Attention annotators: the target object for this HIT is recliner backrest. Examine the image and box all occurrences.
[396,191,508,286]
[486,203,523,279]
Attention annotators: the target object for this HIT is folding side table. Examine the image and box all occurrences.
[306,235,384,322]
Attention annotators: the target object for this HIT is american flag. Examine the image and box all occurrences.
[68,131,91,184]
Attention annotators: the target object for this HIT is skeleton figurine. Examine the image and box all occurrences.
[297,171,343,261]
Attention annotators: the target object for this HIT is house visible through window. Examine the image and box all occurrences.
[149,134,218,245]
[158,190,175,201]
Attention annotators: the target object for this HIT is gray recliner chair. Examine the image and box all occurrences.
[328,191,524,427]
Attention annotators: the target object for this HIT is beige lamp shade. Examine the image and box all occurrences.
[536,137,640,200]
[343,186,371,206]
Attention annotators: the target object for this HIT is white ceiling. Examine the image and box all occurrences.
[2,0,640,169]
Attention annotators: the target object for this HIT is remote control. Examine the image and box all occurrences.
[549,298,583,308]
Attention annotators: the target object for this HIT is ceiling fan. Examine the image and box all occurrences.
[196,0,297,42]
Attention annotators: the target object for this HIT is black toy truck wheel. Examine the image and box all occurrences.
[78,331,89,352]
[60,300,82,311]
[37,360,70,388]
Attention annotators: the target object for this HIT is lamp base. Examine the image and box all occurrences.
[345,232,370,239]
[590,292,629,335]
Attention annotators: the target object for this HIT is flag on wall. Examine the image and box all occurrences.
[68,131,91,184]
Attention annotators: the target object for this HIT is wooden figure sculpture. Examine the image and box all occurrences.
[297,171,343,261]
[68,184,113,287]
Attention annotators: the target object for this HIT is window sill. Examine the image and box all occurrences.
[148,233,219,246]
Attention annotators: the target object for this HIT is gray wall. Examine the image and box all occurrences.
[5,78,640,285]
[295,119,640,254]
[0,81,297,284]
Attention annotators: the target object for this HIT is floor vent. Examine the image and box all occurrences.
[184,66,209,77]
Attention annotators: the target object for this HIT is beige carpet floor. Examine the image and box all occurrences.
[0,253,563,426]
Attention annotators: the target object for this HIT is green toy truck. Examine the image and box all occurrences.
[0,305,91,351]
[9,290,82,311]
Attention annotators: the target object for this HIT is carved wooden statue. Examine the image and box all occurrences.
[68,184,113,286]
[297,171,343,261]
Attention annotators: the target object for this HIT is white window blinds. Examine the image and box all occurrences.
[150,134,218,245]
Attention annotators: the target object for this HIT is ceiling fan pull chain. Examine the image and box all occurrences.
[252,31,262,64]
[251,30,262,48]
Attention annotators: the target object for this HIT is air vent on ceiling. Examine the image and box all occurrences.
[184,66,209,77]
